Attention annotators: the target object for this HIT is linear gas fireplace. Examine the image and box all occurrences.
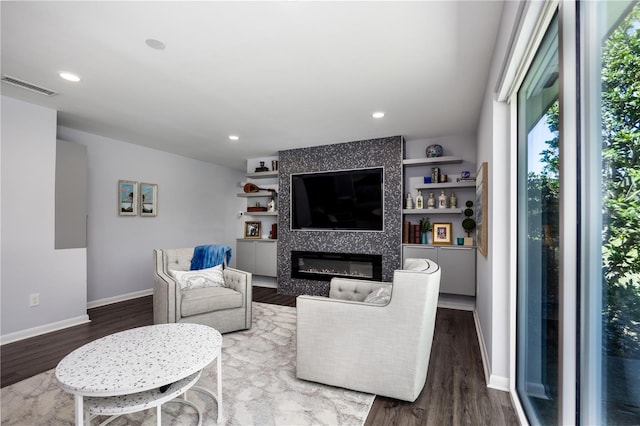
[291,251,382,282]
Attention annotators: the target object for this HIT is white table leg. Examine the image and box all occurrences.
[217,347,223,423]
[156,404,161,426]
[75,394,84,426]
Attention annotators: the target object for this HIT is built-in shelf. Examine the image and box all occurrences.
[415,181,476,190]
[236,238,277,242]
[246,171,278,179]
[237,191,276,198]
[244,211,278,216]
[402,156,463,166]
[403,208,463,214]
[403,243,476,248]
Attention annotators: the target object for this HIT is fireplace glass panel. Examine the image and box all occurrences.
[291,251,382,282]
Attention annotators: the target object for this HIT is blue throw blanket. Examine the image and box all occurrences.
[190,244,232,270]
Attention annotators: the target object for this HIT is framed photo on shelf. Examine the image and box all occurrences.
[140,183,158,217]
[432,222,452,245]
[244,221,261,239]
[118,180,138,216]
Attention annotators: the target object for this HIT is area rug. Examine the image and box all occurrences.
[1,302,374,425]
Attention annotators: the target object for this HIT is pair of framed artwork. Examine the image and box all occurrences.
[118,180,157,217]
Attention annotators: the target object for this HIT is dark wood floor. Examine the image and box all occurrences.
[1,287,518,425]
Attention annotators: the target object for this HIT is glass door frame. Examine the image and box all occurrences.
[507,1,580,424]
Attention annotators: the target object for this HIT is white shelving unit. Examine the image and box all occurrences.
[245,170,278,179]
[238,157,279,287]
[402,141,477,297]
[237,191,278,216]
[402,156,463,166]
[415,181,476,190]
[403,208,463,215]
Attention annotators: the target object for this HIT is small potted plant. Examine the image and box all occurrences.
[462,201,476,245]
[420,218,432,244]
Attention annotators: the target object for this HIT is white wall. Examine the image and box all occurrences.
[1,97,88,338]
[57,126,245,303]
[475,0,522,390]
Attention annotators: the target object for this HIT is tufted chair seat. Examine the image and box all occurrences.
[296,258,441,402]
[153,248,252,333]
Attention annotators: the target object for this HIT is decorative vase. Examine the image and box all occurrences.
[421,232,427,244]
[426,144,443,157]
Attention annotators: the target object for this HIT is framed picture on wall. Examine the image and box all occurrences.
[432,222,452,245]
[140,183,158,217]
[244,221,261,239]
[118,180,138,216]
[476,162,488,256]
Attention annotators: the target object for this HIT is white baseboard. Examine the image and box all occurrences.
[472,309,510,392]
[87,288,153,309]
[473,309,492,385]
[488,374,510,391]
[1,315,90,345]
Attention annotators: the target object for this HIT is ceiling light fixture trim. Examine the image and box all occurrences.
[145,39,166,50]
[59,72,81,82]
[372,111,385,119]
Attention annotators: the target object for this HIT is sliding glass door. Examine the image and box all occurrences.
[516,14,559,426]
[581,1,640,424]
[514,1,639,424]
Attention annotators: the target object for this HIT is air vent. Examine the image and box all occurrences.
[1,75,57,96]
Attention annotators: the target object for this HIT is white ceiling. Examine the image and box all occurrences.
[1,1,504,171]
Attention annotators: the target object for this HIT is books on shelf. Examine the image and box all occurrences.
[402,221,423,244]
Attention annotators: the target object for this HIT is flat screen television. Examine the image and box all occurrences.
[291,167,384,231]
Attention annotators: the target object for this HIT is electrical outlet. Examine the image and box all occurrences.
[29,293,40,307]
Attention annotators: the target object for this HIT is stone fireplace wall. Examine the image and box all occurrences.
[277,136,403,296]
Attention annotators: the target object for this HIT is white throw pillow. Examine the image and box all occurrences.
[170,265,225,290]
[363,285,392,305]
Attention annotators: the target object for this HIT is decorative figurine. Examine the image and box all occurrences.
[416,190,424,209]
[406,192,414,209]
[427,192,435,209]
[438,190,447,208]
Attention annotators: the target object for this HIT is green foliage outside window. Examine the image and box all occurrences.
[534,6,640,359]
[601,6,640,359]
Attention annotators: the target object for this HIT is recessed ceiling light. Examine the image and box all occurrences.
[229,135,240,141]
[372,111,385,119]
[58,72,81,82]
[145,39,166,50]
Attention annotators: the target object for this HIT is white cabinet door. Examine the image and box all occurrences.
[236,240,277,277]
[401,245,476,296]
[236,240,255,273]
[402,246,437,264]
[437,247,476,296]
[255,240,277,277]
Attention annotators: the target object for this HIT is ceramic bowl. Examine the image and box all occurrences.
[426,144,443,157]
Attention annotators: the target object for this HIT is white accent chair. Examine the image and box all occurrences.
[153,248,252,333]
[296,258,441,402]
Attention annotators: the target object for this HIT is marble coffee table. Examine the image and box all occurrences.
[55,323,222,425]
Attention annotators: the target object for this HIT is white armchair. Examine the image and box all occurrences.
[296,258,441,402]
[153,248,252,334]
